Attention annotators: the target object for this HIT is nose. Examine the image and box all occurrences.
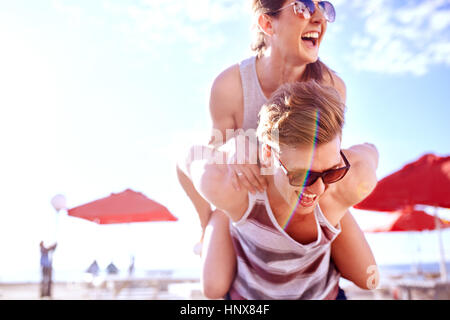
[310,3,326,24]
[307,176,326,196]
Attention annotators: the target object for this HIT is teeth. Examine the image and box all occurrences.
[302,32,319,39]
[301,193,316,200]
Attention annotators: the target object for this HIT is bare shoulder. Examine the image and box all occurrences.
[210,64,243,121]
[208,64,244,144]
[334,144,379,207]
[319,144,378,225]
[212,64,242,90]
[323,72,346,104]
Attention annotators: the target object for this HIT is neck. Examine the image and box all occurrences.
[256,49,308,96]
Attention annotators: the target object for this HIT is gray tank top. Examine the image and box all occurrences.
[239,56,268,131]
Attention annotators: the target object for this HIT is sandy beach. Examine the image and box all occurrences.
[0,280,408,300]
[2,272,449,300]
[0,280,207,300]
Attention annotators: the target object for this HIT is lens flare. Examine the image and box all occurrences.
[282,109,320,230]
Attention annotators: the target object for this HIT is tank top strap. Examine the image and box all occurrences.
[232,191,265,226]
[239,56,268,131]
[314,204,342,241]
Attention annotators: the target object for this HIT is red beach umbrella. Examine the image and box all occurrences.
[354,154,450,212]
[68,189,177,224]
[363,208,450,280]
[364,209,450,233]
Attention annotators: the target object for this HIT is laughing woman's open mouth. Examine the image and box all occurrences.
[301,31,320,48]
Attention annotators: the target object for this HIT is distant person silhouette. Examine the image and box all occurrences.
[39,241,57,298]
[106,262,119,275]
[128,256,135,276]
[86,260,100,276]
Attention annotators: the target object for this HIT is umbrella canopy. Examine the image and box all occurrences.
[364,208,450,233]
[355,153,450,211]
[68,189,177,224]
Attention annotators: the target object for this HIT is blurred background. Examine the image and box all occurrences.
[0,0,449,300]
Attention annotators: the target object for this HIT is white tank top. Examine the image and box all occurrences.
[239,56,268,131]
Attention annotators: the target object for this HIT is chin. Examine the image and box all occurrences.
[290,196,316,215]
[307,53,319,64]
[296,54,318,67]
[294,204,316,216]
[298,46,320,64]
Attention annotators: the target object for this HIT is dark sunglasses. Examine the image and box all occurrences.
[274,0,336,23]
[275,150,350,187]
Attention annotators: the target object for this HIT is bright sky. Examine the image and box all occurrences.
[1,0,450,282]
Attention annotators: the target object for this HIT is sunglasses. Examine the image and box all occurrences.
[275,150,350,187]
[275,1,336,23]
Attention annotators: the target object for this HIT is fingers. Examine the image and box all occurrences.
[232,165,267,194]
[230,169,241,191]
[235,168,255,193]
[248,164,268,190]
[228,134,268,193]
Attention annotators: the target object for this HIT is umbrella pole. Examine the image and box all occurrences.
[434,207,447,282]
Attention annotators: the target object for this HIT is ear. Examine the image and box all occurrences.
[257,13,274,36]
[259,143,277,176]
[260,143,273,166]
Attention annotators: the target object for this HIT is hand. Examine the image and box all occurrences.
[227,134,267,194]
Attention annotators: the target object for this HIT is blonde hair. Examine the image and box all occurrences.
[257,81,345,149]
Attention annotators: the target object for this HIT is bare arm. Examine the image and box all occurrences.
[201,210,237,299]
[178,66,243,298]
[179,145,248,222]
[329,143,379,213]
[179,144,245,297]
[323,72,347,105]
[175,65,243,231]
[328,143,380,289]
[208,65,267,193]
[332,73,347,105]
[331,211,379,290]
[319,143,378,228]
[208,65,242,147]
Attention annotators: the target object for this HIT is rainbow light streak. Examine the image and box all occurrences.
[282,109,320,230]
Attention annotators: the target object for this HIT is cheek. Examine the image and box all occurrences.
[274,170,288,185]
[274,174,298,202]
[322,22,328,35]
[319,23,327,44]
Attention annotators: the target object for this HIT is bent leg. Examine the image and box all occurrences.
[201,210,236,299]
[176,163,213,232]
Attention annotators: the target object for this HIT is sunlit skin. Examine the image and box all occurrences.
[175,1,362,298]
[176,0,346,232]
[257,1,329,96]
[270,1,327,64]
[265,136,343,226]
[182,135,380,296]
